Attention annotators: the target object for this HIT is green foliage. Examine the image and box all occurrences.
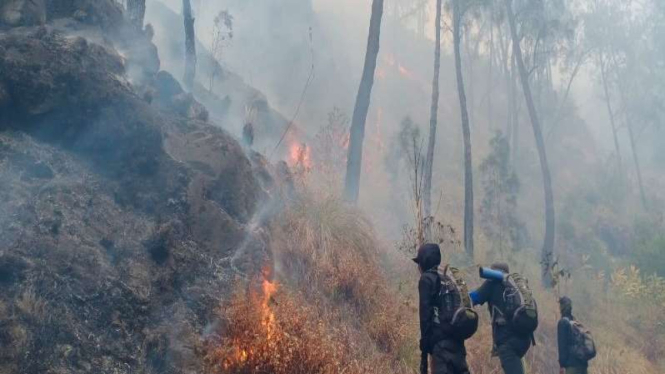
[633,236,665,278]
[384,117,422,185]
[478,131,526,256]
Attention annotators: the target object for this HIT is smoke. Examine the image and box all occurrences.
[142,0,664,243]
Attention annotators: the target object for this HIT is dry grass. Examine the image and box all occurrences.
[202,194,418,374]
[202,191,665,374]
[15,287,48,323]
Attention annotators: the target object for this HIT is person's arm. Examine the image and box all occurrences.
[558,318,569,369]
[418,274,435,353]
[470,280,492,306]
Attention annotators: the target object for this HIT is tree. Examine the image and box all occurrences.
[504,0,555,287]
[313,108,350,195]
[127,0,146,29]
[209,10,234,92]
[183,0,197,90]
[423,0,443,218]
[598,51,622,172]
[452,0,474,258]
[480,131,525,256]
[583,0,655,210]
[344,0,385,203]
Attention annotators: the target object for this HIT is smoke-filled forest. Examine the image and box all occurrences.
[0,0,664,373]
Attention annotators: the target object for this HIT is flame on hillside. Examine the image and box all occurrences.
[221,270,279,370]
[261,278,278,340]
[288,142,312,170]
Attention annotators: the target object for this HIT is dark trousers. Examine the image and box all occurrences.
[430,340,470,374]
[496,337,531,374]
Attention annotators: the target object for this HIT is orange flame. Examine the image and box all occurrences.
[288,142,312,170]
[261,278,278,340]
[222,271,280,370]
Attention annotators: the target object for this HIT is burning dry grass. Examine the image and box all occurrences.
[202,194,418,374]
[203,278,346,374]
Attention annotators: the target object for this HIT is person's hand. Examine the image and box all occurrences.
[559,368,565,374]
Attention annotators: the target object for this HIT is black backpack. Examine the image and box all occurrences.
[566,318,597,361]
[502,273,539,336]
[433,266,479,340]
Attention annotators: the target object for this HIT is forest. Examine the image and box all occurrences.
[0,0,664,373]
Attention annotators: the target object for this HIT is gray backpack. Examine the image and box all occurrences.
[567,318,597,361]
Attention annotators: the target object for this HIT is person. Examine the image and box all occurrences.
[242,121,254,148]
[471,263,531,374]
[558,297,589,374]
[413,243,471,374]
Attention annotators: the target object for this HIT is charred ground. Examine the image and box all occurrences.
[0,2,289,373]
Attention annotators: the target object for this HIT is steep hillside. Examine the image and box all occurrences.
[0,3,284,373]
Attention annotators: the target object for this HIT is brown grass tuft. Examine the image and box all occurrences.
[15,287,47,323]
[202,194,417,374]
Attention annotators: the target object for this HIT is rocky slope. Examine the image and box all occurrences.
[0,2,284,373]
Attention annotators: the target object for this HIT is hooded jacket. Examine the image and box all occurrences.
[558,299,588,369]
[415,244,464,354]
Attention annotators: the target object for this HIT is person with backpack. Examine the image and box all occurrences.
[558,297,596,374]
[413,243,478,374]
[470,263,537,374]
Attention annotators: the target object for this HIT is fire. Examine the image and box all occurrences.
[222,271,279,370]
[288,142,312,170]
[261,278,278,340]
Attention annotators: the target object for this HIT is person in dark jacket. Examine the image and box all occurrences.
[558,297,588,374]
[414,243,470,374]
[470,263,531,374]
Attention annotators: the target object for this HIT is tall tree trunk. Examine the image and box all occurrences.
[343,0,385,203]
[453,0,474,258]
[617,87,647,209]
[626,122,647,209]
[510,51,519,163]
[423,0,443,218]
[183,0,197,90]
[599,52,623,172]
[488,18,494,130]
[464,27,475,127]
[127,0,146,29]
[504,0,555,287]
[611,52,648,210]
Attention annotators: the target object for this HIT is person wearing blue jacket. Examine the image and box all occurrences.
[470,263,531,374]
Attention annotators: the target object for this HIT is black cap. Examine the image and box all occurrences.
[412,243,442,271]
[559,296,572,308]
